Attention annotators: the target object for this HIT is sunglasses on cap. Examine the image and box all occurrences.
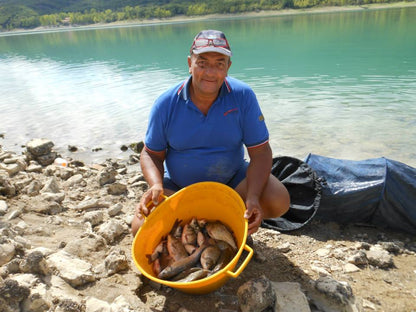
[192,37,230,49]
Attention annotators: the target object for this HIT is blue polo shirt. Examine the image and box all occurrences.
[145,76,269,188]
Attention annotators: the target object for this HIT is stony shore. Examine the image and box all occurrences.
[1,138,416,312]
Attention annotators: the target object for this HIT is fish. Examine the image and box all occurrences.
[197,218,207,229]
[184,243,197,255]
[197,230,206,247]
[167,233,188,262]
[205,221,237,251]
[200,244,221,270]
[211,243,235,274]
[146,238,167,264]
[151,245,173,276]
[174,268,210,283]
[181,221,197,246]
[171,267,201,281]
[158,241,209,280]
[170,218,183,238]
[189,217,201,231]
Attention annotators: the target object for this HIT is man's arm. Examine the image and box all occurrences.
[139,147,166,215]
[244,142,273,233]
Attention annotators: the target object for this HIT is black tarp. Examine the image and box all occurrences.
[304,154,416,235]
[262,154,416,235]
[261,156,322,232]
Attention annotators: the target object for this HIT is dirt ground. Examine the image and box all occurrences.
[131,220,416,312]
[1,156,416,312]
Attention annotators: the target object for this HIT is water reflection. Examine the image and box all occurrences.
[1,7,415,166]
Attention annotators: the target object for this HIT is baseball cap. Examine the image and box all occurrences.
[190,30,232,57]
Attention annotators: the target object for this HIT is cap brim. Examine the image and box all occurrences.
[192,46,232,57]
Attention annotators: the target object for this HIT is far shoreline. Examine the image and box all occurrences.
[1,1,415,36]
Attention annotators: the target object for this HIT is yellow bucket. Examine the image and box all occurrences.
[131,181,253,294]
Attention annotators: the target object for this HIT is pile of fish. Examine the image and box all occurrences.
[146,218,238,282]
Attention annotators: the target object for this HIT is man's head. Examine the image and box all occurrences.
[188,30,232,100]
[190,30,232,57]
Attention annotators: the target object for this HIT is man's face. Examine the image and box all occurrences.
[188,52,232,98]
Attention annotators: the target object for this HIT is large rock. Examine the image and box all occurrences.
[366,245,394,269]
[19,250,51,275]
[272,282,311,312]
[237,275,276,312]
[96,220,128,244]
[0,278,31,308]
[26,139,54,157]
[0,242,15,266]
[47,250,96,287]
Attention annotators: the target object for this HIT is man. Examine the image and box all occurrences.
[132,30,290,236]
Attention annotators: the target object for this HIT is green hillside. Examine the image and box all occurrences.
[0,0,412,31]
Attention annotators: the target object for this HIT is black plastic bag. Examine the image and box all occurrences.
[261,156,322,231]
[305,154,416,234]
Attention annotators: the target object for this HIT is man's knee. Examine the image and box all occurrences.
[263,177,290,218]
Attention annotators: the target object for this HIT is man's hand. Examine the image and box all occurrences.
[137,183,164,217]
[244,198,264,235]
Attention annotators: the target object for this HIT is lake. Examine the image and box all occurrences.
[1,6,415,167]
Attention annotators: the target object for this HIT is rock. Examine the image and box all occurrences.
[0,200,8,215]
[110,295,135,312]
[63,236,106,258]
[130,141,144,154]
[44,275,81,304]
[108,203,123,217]
[0,161,26,176]
[314,276,354,305]
[63,174,84,188]
[0,173,16,197]
[36,152,58,166]
[19,250,51,275]
[237,275,276,312]
[41,176,61,193]
[41,192,65,203]
[29,200,63,215]
[96,219,128,244]
[0,278,31,307]
[344,263,360,273]
[315,247,330,257]
[47,250,96,287]
[104,247,129,276]
[68,145,78,152]
[55,298,85,312]
[0,242,15,266]
[26,139,54,157]
[272,282,311,312]
[74,198,110,211]
[98,168,117,186]
[26,163,43,173]
[380,241,403,254]
[85,296,111,312]
[347,251,368,266]
[25,180,42,196]
[276,242,291,253]
[366,246,394,269]
[107,182,127,195]
[83,211,104,226]
[22,290,51,312]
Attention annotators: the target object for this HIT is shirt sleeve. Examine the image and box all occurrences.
[240,87,269,148]
[144,95,169,152]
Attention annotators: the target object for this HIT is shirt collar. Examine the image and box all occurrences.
[178,76,231,101]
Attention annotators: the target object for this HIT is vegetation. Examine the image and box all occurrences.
[0,0,412,31]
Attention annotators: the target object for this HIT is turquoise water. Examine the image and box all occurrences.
[1,7,415,166]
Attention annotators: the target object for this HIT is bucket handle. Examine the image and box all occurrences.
[140,195,169,219]
[225,244,253,278]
